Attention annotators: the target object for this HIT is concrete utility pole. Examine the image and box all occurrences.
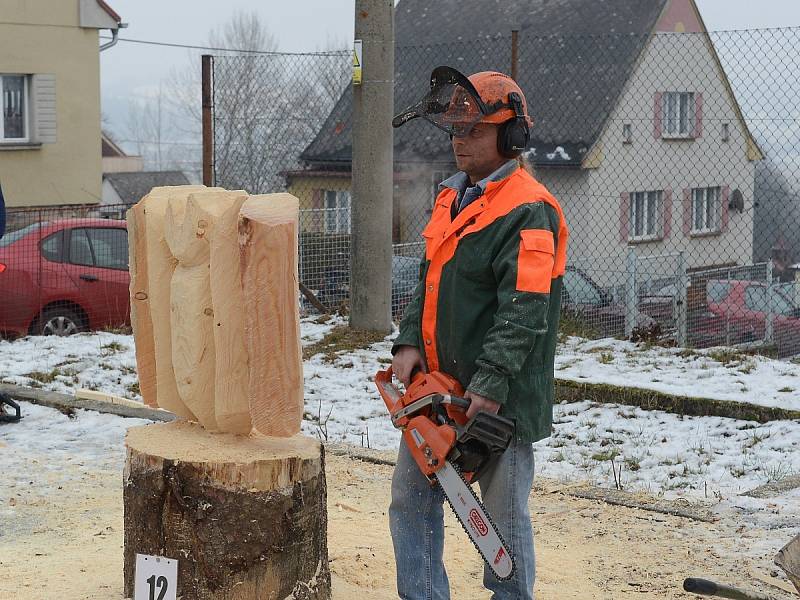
[350,0,394,332]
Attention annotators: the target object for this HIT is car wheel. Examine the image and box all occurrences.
[38,307,83,337]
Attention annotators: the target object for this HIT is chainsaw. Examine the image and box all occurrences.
[375,367,516,580]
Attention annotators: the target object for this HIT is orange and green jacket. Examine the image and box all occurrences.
[392,165,568,443]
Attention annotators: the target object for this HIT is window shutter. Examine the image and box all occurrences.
[653,92,663,139]
[720,185,730,231]
[682,189,692,236]
[663,188,672,239]
[691,93,703,138]
[31,74,57,144]
[311,189,323,232]
[619,192,630,242]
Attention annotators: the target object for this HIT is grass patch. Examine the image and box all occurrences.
[302,325,387,363]
[101,324,132,335]
[778,387,794,393]
[707,348,745,365]
[101,341,126,353]
[558,311,600,340]
[591,449,620,462]
[598,352,614,364]
[26,368,61,384]
[127,381,140,396]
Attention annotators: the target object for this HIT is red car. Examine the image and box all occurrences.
[0,218,129,337]
[706,279,800,357]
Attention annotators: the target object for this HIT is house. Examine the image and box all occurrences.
[0,0,122,208]
[102,131,143,174]
[101,170,190,217]
[290,0,763,287]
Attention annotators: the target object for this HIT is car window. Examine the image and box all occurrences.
[563,270,603,305]
[745,285,796,315]
[69,229,94,266]
[0,222,44,247]
[40,230,64,263]
[707,280,731,303]
[87,228,128,270]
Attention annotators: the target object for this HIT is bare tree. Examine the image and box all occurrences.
[165,11,351,193]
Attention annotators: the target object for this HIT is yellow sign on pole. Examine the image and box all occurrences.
[353,39,363,85]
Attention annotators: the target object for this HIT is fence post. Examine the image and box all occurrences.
[625,246,637,339]
[766,259,775,345]
[350,0,394,332]
[675,251,688,347]
[201,55,214,187]
[511,30,519,81]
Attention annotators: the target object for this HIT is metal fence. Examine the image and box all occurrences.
[205,28,800,357]
[2,28,799,360]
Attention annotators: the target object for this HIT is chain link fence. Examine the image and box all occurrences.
[2,28,799,360]
[205,28,800,357]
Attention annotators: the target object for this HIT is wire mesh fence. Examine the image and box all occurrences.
[205,27,800,358]
[2,27,799,361]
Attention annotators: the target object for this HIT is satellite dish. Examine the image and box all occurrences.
[729,189,744,213]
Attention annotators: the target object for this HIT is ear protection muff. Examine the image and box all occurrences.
[497,91,530,158]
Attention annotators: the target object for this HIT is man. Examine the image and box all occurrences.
[389,67,568,599]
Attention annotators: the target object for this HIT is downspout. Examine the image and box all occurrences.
[100,22,127,52]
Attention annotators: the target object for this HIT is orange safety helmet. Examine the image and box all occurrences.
[467,71,534,128]
[393,66,533,157]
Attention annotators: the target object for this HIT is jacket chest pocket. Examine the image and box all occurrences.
[453,242,494,284]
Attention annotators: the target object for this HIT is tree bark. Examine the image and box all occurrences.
[123,421,330,600]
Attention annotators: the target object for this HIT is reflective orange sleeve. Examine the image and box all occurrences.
[516,229,555,294]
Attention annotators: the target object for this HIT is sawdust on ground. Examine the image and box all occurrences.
[0,449,795,599]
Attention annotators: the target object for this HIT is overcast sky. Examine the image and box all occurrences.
[100,0,800,148]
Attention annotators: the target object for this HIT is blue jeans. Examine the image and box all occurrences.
[389,438,536,600]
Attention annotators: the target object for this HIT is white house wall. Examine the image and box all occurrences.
[538,31,756,289]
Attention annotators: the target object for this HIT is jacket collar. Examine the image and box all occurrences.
[439,159,519,197]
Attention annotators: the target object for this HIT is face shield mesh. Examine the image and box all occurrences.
[393,67,489,137]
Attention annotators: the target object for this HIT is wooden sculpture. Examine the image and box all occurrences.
[123,186,329,600]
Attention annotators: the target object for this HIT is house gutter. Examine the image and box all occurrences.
[100,22,127,52]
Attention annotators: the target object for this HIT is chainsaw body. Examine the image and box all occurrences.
[376,368,514,483]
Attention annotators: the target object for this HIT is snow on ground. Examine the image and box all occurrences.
[557,336,800,411]
[1,321,799,509]
[0,332,139,399]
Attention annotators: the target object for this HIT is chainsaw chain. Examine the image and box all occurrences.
[438,462,517,582]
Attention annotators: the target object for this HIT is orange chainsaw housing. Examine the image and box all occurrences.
[376,368,467,478]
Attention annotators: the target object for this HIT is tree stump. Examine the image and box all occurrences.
[123,421,330,600]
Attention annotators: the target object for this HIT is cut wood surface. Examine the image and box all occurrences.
[164,192,219,430]
[123,421,329,600]
[238,194,303,437]
[203,190,252,434]
[142,186,210,420]
[126,202,157,407]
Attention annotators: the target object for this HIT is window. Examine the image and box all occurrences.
[40,231,64,263]
[69,229,94,266]
[662,92,695,137]
[629,190,663,240]
[706,280,732,303]
[745,285,797,316]
[622,124,632,144]
[1,75,28,141]
[324,190,351,234]
[87,228,128,270]
[692,187,720,233]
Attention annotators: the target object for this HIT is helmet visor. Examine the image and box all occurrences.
[392,66,489,137]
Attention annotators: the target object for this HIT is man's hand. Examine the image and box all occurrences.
[464,391,501,420]
[392,345,426,387]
